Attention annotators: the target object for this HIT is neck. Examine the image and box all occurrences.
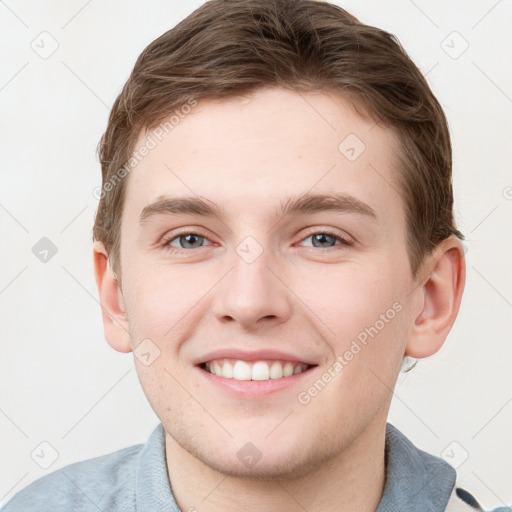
[165,417,388,512]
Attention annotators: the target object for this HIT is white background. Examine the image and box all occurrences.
[1,0,511,509]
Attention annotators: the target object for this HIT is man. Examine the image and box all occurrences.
[3,1,509,511]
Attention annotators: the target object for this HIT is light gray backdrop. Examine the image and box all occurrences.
[1,0,511,508]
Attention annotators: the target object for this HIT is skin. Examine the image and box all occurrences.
[93,87,465,511]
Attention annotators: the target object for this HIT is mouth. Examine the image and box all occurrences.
[198,358,316,381]
[193,349,320,399]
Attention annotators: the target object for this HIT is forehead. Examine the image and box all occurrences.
[122,87,403,228]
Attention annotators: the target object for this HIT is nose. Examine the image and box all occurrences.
[212,243,293,330]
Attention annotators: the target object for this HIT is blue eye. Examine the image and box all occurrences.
[161,229,352,254]
[299,230,353,249]
[302,232,341,248]
[164,233,210,251]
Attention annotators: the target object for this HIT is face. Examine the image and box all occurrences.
[115,87,418,478]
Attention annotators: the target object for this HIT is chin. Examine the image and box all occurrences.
[169,420,337,481]
[200,447,329,481]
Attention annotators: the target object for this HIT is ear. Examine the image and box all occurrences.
[405,236,466,358]
[93,240,132,353]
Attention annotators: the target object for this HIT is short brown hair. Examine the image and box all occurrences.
[93,0,463,280]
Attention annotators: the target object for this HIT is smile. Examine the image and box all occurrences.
[202,359,312,381]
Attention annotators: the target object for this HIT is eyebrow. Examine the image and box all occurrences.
[139,192,377,225]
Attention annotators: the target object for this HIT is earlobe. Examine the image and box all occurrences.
[93,241,132,354]
[405,237,466,359]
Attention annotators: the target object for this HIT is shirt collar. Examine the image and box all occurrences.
[376,423,456,512]
[135,423,180,512]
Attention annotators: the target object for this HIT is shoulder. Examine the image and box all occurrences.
[1,443,143,512]
[383,424,510,512]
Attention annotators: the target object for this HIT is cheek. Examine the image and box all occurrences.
[122,262,209,341]
[300,263,409,405]
[302,263,406,345]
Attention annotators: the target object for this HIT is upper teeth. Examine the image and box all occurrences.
[205,359,309,381]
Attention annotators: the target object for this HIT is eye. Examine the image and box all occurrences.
[161,228,353,254]
[162,232,213,252]
[298,230,353,249]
